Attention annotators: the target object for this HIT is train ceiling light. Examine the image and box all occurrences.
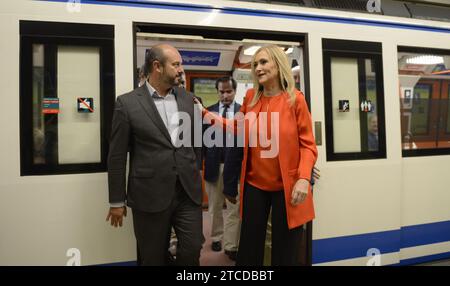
[406,55,444,65]
[244,45,261,56]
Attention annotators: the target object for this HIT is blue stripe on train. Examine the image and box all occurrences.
[313,220,450,264]
[312,229,400,264]
[401,220,450,248]
[97,220,450,265]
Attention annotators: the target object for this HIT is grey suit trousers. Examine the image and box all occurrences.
[132,178,203,266]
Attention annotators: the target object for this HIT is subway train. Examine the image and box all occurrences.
[0,0,449,266]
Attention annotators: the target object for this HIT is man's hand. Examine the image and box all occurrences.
[291,179,309,206]
[106,206,127,228]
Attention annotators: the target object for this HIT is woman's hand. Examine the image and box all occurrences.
[193,96,205,113]
[291,178,309,206]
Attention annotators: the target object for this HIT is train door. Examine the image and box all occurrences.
[315,39,389,266]
[397,48,450,264]
[133,23,312,265]
[399,48,450,151]
[437,80,450,148]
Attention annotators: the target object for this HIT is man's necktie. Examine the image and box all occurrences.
[221,105,229,162]
[221,104,229,118]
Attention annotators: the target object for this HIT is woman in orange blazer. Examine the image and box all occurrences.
[197,45,317,265]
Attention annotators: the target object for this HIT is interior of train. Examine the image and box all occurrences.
[133,25,310,265]
[398,51,450,150]
[134,34,306,106]
[133,27,308,195]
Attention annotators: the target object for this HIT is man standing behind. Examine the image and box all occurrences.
[106,44,203,266]
[203,77,242,261]
[368,114,379,151]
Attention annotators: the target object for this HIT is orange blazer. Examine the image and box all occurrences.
[204,88,318,229]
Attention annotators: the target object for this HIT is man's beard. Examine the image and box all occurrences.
[162,70,182,87]
[173,76,182,86]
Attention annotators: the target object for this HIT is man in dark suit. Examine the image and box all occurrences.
[106,44,203,266]
[203,77,242,261]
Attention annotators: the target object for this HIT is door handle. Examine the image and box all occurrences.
[314,121,322,146]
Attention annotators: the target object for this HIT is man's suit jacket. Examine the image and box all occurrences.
[368,132,378,151]
[222,143,243,198]
[203,102,242,196]
[107,84,202,213]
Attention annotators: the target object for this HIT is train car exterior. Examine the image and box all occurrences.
[0,0,449,265]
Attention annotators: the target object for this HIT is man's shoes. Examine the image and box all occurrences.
[225,250,237,261]
[211,241,222,252]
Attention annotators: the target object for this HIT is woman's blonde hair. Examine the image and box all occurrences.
[249,44,296,107]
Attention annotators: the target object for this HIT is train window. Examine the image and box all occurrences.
[398,47,450,156]
[20,21,115,175]
[186,73,231,108]
[447,85,450,134]
[323,39,386,161]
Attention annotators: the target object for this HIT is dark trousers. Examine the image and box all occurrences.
[236,183,302,266]
[132,179,203,266]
